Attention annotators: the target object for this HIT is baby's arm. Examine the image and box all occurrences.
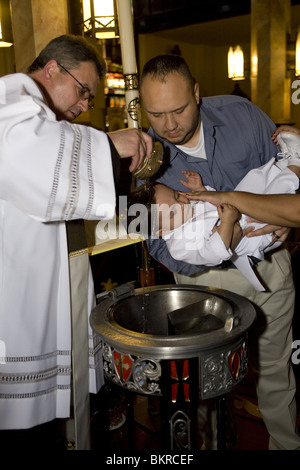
[212,204,241,249]
[179,171,206,191]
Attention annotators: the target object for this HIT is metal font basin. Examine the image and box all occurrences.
[91,283,257,446]
[91,284,256,360]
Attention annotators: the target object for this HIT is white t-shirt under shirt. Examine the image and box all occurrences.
[176,122,207,159]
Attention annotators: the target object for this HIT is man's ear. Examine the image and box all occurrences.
[194,82,200,105]
[43,60,59,81]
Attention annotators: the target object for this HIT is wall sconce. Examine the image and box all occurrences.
[228,45,245,80]
[295,29,300,76]
[0,0,13,47]
[286,29,300,77]
[82,0,119,39]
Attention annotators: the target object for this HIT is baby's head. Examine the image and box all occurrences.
[127,181,193,237]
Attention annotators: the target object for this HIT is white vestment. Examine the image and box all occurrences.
[0,73,116,429]
[164,159,299,290]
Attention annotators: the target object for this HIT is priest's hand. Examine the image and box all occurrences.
[108,128,153,172]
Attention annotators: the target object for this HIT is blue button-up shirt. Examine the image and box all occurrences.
[144,95,278,276]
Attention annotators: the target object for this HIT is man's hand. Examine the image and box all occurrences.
[108,128,153,172]
[244,222,290,245]
[271,125,300,145]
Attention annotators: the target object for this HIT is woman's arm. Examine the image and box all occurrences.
[187,191,300,228]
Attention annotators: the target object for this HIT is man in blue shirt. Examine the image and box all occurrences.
[139,54,300,450]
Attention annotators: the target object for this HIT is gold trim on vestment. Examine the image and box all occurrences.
[69,248,89,258]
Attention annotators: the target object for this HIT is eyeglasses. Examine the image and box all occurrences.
[57,63,95,110]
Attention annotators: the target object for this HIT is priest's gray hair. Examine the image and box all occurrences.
[27,34,106,79]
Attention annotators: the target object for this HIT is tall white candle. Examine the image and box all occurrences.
[116,0,140,129]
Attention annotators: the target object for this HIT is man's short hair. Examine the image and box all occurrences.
[140,54,195,90]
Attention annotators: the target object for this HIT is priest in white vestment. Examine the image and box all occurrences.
[0,35,152,431]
